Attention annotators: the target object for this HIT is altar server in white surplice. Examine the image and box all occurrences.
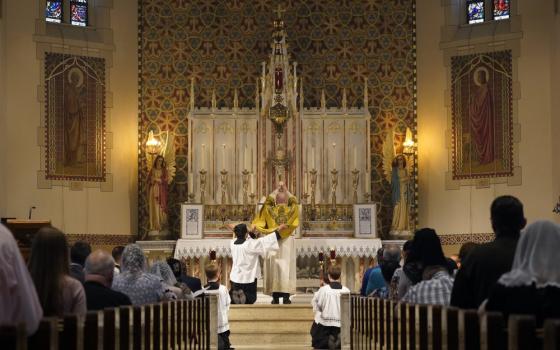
[228,223,281,304]
[201,262,232,350]
[310,265,350,350]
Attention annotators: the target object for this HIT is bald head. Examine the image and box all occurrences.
[85,250,115,285]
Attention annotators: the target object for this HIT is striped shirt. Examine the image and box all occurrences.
[402,271,454,306]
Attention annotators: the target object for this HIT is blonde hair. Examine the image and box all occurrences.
[205,263,219,280]
[328,265,342,281]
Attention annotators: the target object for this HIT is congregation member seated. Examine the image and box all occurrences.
[389,240,414,300]
[311,265,350,350]
[29,227,86,316]
[201,262,232,350]
[69,240,92,283]
[377,246,401,299]
[455,242,478,270]
[83,250,131,310]
[402,228,454,306]
[483,220,560,326]
[167,257,202,292]
[112,244,166,305]
[0,224,43,335]
[362,247,384,296]
[150,260,192,300]
[451,195,526,309]
[112,245,125,275]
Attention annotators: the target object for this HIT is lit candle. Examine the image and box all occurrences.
[188,173,194,193]
[332,143,336,169]
[201,144,206,170]
[250,174,255,194]
[221,144,226,170]
[311,147,316,170]
[353,146,357,170]
[304,172,308,194]
[251,147,254,172]
[244,146,249,170]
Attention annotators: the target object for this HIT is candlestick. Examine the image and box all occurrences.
[244,146,249,170]
[304,172,308,195]
[351,169,360,204]
[311,147,316,170]
[188,173,194,193]
[199,169,207,204]
[250,173,255,194]
[241,169,250,205]
[353,146,357,170]
[309,168,318,220]
[220,169,228,204]
[251,148,254,172]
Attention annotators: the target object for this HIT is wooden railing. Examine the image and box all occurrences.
[1,296,218,350]
[343,294,560,350]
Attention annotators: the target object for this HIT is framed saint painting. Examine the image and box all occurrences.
[181,204,204,239]
[353,203,377,238]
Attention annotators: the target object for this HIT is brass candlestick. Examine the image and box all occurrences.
[241,169,250,205]
[220,169,228,204]
[351,169,360,204]
[309,168,318,220]
[199,169,207,204]
[329,169,339,225]
[188,192,195,203]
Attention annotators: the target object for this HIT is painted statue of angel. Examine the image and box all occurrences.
[147,131,176,232]
[383,129,412,235]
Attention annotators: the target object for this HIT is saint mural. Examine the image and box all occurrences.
[64,68,86,166]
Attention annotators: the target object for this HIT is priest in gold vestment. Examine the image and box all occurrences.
[251,182,299,304]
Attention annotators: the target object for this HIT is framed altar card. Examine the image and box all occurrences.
[181,204,204,239]
[353,204,377,238]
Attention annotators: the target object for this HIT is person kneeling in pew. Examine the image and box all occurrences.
[310,264,350,350]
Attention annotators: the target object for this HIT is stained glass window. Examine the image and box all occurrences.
[467,1,485,24]
[71,0,88,26]
[493,0,510,20]
[45,1,62,23]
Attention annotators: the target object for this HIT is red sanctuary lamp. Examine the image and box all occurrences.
[209,249,216,262]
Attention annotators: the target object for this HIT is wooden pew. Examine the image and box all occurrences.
[60,315,84,350]
[161,302,170,350]
[428,305,443,350]
[102,308,117,350]
[415,303,428,350]
[442,306,459,350]
[144,304,153,350]
[28,318,58,350]
[397,303,408,350]
[131,306,144,350]
[544,319,560,350]
[406,303,417,350]
[479,311,505,350]
[84,311,104,350]
[458,309,479,350]
[508,315,537,350]
[0,324,26,350]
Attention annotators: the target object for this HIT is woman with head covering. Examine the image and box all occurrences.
[401,228,454,306]
[484,220,560,326]
[0,224,43,335]
[112,244,166,305]
[28,226,86,317]
[150,260,192,299]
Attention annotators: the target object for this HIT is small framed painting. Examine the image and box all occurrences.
[353,204,377,238]
[181,204,204,239]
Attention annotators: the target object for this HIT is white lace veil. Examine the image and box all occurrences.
[150,260,177,286]
[498,220,560,288]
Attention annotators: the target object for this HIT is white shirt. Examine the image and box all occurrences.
[203,283,231,333]
[312,283,350,328]
[230,233,279,284]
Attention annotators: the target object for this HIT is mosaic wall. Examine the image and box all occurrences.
[138,0,417,238]
[45,53,106,182]
[451,50,513,180]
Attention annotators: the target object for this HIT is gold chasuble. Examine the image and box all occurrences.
[252,195,299,295]
[252,196,299,238]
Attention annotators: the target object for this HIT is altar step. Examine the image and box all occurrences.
[229,304,314,348]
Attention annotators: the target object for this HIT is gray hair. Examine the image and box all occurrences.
[85,250,115,276]
[383,244,402,262]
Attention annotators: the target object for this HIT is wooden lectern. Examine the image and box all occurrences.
[3,219,51,260]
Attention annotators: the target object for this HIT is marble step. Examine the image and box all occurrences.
[229,332,311,347]
[230,319,312,333]
[229,304,314,321]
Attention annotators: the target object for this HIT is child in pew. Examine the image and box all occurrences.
[228,222,283,304]
[311,264,350,350]
[201,262,232,350]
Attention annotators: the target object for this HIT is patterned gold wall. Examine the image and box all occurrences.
[138,0,417,238]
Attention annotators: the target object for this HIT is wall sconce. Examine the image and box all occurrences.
[146,130,162,155]
[402,127,415,156]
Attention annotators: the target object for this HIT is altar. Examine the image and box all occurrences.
[174,238,382,293]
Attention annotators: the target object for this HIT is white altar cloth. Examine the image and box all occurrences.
[174,238,382,259]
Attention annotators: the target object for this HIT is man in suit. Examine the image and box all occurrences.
[83,250,131,310]
[167,257,202,292]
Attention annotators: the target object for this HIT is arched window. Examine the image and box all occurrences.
[45,0,89,27]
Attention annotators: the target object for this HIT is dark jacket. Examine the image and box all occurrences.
[70,263,85,283]
[450,235,519,309]
[84,281,132,311]
[179,274,202,292]
[486,283,560,327]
